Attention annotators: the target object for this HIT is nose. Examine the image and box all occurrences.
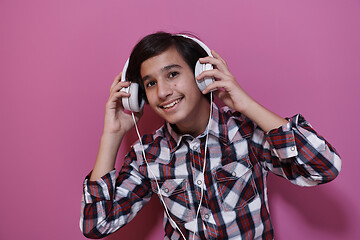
[157,79,173,100]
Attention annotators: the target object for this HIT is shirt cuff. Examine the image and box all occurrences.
[265,114,307,159]
[83,169,116,204]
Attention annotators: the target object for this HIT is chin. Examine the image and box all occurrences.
[162,112,188,126]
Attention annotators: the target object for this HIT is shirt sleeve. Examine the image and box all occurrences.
[251,114,341,186]
[80,148,152,238]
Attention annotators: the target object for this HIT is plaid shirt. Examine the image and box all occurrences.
[80,104,341,239]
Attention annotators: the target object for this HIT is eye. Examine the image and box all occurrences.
[168,71,179,78]
[145,80,157,88]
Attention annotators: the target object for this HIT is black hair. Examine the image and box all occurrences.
[125,31,209,102]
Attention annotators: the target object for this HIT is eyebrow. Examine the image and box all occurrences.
[142,64,182,82]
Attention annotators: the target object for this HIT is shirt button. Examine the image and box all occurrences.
[290,146,296,151]
[204,214,210,219]
[232,171,237,177]
[164,188,169,193]
[193,145,199,150]
[197,180,202,185]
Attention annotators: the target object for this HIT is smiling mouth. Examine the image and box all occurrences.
[160,97,183,109]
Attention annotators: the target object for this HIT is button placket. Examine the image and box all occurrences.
[195,174,205,189]
[190,139,201,152]
[201,208,212,222]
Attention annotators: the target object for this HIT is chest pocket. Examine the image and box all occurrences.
[213,156,257,211]
[151,178,193,222]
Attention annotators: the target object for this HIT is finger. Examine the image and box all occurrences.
[198,56,221,65]
[201,79,231,94]
[211,50,228,66]
[109,88,131,102]
[110,72,123,93]
[110,81,130,96]
[198,56,229,73]
[202,81,220,94]
[106,91,131,111]
[196,69,228,82]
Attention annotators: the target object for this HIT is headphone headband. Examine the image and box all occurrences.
[121,34,212,84]
[175,34,213,57]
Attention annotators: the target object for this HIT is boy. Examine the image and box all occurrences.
[80,32,341,239]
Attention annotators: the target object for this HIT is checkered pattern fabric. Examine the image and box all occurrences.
[80,104,341,239]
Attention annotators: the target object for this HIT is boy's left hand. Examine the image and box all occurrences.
[197,50,254,114]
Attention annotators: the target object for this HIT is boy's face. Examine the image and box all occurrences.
[140,47,210,135]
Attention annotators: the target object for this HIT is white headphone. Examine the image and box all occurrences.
[120,34,215,112]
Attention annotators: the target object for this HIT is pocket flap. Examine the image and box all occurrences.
[151,179,188,197]
[214,157,252,182]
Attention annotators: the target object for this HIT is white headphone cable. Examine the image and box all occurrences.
[192,92,213,240]
[130,92,213,240]
[131,112,187,240]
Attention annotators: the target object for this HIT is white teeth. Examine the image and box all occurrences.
[162,99,181,109]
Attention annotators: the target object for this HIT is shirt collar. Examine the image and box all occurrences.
[163,103,229,153]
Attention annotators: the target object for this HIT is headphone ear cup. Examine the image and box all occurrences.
[194,60,215,92]
[121,83,145,112]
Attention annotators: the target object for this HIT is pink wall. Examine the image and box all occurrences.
[1,0,359,239]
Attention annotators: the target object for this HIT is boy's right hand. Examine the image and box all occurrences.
[103,73,143,137]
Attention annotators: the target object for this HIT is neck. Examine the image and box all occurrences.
[173,99,211,137]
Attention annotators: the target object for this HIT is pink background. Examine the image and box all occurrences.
[1,0,359,239]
